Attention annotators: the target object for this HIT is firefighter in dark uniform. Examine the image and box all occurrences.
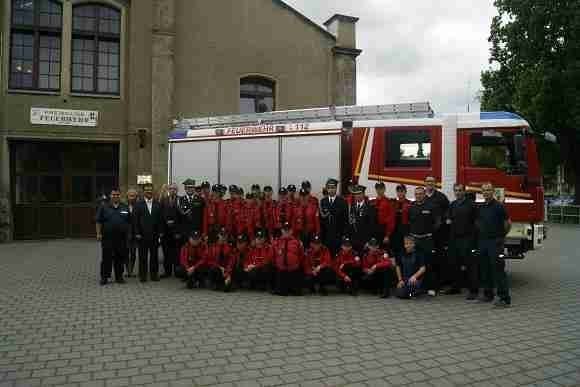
[476,183,512,307]
[445,183,477,297]
[160,183,181,278]
[320,178,349,256]
[96,188,131,285]
[424,176,450,290]
[179,179,206,237]
[408,186,441,296]
[348,185,378,253]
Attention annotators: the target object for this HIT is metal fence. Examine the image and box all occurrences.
[547,205,580,224]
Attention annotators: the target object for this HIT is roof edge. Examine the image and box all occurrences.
[273,0,336,41]
[323,14,360,26]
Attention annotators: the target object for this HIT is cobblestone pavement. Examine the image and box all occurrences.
[0,224,579,387]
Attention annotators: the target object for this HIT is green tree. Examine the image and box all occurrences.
[481,0,580,203]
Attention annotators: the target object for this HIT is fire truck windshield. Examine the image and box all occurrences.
[470,131,527,174]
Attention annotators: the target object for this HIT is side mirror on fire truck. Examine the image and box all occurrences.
[512,134,528,174]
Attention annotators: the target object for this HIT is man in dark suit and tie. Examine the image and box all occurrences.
[320,178,349,256]
[135,183,163,282]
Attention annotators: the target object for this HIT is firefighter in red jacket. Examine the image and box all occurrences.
[303,235,335,295]
[227,185,245,237]
[301,181,319,207]
[241,193,261,240]
[206,228,234,291]
[244,230,274,290]
[336,236,362,296]
[200,181,211,202]
[391,184,412,258]
[177,231,209,289]
[206,184,229,240]
[261,186,277,239]
[273,222,304,296]
[361,238,395,298]
[274,187,293,237]
[291,188,321,248]
[372,182,396,248]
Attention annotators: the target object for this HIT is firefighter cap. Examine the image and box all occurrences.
[301,180,311,189]
[299,188,309,196]
[263,186,273,192]
[325,178,338,188]
[255,229,266,239]
[375,181,386,189]
[251,184,261,191]
[368,238,379,247]
[278,187,288,195]
[182,178,196,187]
[341,236,353,246]
[281,221,291,231]
[190,230,202,240]
[201,181,210,189]
[228,184,238,193]
[211,184,221,193]
[287,184,297,192]
[311,234,322,244]
[350,185,366,195]
[237,233,249,243]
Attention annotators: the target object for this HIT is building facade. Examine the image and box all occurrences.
[0,0,361,240]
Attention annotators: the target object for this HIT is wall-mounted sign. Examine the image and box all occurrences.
[30,108,99,127]
[137,175,153,185]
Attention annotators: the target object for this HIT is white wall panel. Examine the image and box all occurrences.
[170,141,219,194]
[281,135,341,197]
[220,138,279,194]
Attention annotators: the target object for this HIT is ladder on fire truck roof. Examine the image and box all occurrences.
[173,102,434,130]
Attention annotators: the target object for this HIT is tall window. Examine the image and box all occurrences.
[240,76,275,114]
[9,0,62,91]
[71,4,120,95]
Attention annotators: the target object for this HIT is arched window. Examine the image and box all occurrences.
[9,0,63,90]
[71,3,120,95]
[239,76,275,114]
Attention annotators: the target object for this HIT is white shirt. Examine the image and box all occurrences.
[329,196,336,205]
[145,198,153,214]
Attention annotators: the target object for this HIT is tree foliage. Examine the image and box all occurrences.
[480,0,580,201]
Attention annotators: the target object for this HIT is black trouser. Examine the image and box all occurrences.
[161,234,180,276]
[361,267,395,293]
[414,236,438,291]
[448,236,476,292]
[338,265,362,291]
[176,265,209,287]
[101,238,126,281]
[390,224,409,259]
[299,232,314,250]
[246,265,273,290]
[126,237,137,276]
[138,239,159,280]
[275,269,303,295]
[304,267,336,290]
[479,238,510,302]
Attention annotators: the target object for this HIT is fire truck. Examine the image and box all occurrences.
[168,102,546,257]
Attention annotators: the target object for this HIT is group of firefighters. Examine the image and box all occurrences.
[96,175,512,306]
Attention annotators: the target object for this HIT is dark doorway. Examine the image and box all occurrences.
[10,140,119,239]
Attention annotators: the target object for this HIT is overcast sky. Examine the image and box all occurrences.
[284,0,497,114]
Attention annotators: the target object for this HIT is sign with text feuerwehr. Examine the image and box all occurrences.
[30,108,99,127]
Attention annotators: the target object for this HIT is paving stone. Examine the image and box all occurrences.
[0,230,577,387]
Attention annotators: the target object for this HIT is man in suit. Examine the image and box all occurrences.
[135,183,163,282]
[348,185,378,253]
[319,178,349,256]
[160,183,181,278]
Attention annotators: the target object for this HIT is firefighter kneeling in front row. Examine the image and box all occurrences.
[176,231,209,289]
[360,238,395,298]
